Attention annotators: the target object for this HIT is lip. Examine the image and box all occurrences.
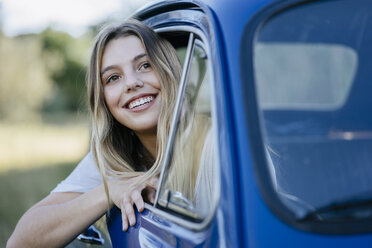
[123,93,158,112]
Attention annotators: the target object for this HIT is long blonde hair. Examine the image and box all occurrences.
[87,19,182,200]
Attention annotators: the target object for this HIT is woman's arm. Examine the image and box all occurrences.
[7,175,158,247]
[7,185,108,248]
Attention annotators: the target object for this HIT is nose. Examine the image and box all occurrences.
[124,72,144,93]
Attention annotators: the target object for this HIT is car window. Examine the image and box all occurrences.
[155,35,218,222]
[244,0,372,232]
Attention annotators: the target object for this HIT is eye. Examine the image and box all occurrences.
[106,75,121,84]
[139,62,152,71]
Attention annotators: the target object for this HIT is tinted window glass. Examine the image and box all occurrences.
[252,0,372,224]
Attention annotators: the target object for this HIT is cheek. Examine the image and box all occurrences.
[147,73,162,91]
[104,86,121,109]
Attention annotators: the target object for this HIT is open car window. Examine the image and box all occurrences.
[154,33,219,223]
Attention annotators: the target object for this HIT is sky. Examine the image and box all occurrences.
[0,0,148,37]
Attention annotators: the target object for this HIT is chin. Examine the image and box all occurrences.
[130,119,158,135]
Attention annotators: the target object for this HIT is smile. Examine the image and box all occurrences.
[127,95,155,110]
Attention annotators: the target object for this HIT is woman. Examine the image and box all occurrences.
[7,19,182,248]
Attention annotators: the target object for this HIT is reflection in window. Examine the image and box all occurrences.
[254,43,357,110]
[158,41,216,220]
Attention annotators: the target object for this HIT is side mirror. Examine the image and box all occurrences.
[77,225,105,245]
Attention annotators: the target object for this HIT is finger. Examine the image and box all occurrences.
[132,190,145,212]
[125,202,136,227]
[121,207,129,231]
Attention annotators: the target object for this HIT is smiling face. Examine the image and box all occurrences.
[101,35,162,135]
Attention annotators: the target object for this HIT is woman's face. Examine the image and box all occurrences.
[101,35,162,135]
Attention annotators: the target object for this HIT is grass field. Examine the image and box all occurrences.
[0,120,90,172]
[0,120,112,247]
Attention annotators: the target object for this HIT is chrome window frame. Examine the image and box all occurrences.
[154,32,195,208]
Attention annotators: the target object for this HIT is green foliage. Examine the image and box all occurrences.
[0,34,53,121]
[41,28,73,53]
[0,27,94,121]
[40,28,91,112]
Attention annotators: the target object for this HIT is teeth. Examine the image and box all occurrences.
[128,96,154,109]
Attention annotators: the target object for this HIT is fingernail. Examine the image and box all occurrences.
[122,223,128,231]
[129,217,135,226]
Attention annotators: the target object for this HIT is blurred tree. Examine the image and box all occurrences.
[0,26,96,122]
[0,33,53,121]
[40,28,90,113]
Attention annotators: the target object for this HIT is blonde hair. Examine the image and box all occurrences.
[87,19,182,202]
[167,114,211,201]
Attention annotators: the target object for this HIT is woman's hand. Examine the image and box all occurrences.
[108,175,158,231]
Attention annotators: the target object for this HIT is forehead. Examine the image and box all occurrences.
[101,35,146,68]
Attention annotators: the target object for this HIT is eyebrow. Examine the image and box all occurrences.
[100,53,148,76]
[133,53,147,62]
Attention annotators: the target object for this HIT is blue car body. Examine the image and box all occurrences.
[105,0,372,247]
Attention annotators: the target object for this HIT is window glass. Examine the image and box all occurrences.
[252,0,372,224]
[157,39,216,220]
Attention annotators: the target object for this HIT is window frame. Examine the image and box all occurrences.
[140,24,221,231]
[240,0,372,234]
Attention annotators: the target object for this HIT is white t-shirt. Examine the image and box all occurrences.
[52,152,102,193]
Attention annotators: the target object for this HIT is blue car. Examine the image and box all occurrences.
[81,0,372,247]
